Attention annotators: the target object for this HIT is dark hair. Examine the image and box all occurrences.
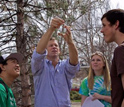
[0,61,7,74]
[101,9,124,33]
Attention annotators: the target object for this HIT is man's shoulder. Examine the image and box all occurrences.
[0,79,8,92]
[114,44,124,53]
[32,49,47,59]
[0,83,6,92]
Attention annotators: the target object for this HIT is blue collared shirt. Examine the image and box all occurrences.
[31,49,80,107]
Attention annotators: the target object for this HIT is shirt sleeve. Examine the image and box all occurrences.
[31,49,47,75]
[0,84,7,107]
[65,58,80,79]
[79,77,89,96]
[114,46,124,76]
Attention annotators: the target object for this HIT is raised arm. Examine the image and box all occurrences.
[58,25,78,65]
[36,18,64,54]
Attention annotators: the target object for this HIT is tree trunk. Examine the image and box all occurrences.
[16,0,31,106]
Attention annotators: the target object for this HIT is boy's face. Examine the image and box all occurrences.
[101,17,116,43]
[3,58,20,78]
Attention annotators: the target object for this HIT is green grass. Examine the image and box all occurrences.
[71,99,81,102]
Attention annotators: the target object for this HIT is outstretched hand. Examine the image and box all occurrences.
[50,17,64,30]
[58,25,73,45]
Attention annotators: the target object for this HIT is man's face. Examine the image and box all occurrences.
[101,17,116,43]
[4,58,20,78]
[47,40,60,58]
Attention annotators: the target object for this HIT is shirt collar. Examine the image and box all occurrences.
[46,59,61,64]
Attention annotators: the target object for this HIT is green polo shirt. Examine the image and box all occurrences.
[0,78,17,107]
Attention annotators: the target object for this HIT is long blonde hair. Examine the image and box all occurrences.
[88,51,111,91]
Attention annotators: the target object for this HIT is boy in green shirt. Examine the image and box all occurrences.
[0,53,23,107]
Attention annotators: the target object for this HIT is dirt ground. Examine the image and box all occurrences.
[71,102,81,107]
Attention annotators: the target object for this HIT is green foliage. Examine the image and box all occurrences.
[70,91,81,101]
[80,5,87,14]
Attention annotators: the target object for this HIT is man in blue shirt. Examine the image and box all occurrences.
[31,17,80,107]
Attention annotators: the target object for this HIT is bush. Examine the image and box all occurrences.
[70,91,81,101]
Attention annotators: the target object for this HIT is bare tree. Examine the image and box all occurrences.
[0,0,114,106]
[72,0,116,67]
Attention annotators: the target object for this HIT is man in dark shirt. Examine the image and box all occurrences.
[101,9,124,107]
